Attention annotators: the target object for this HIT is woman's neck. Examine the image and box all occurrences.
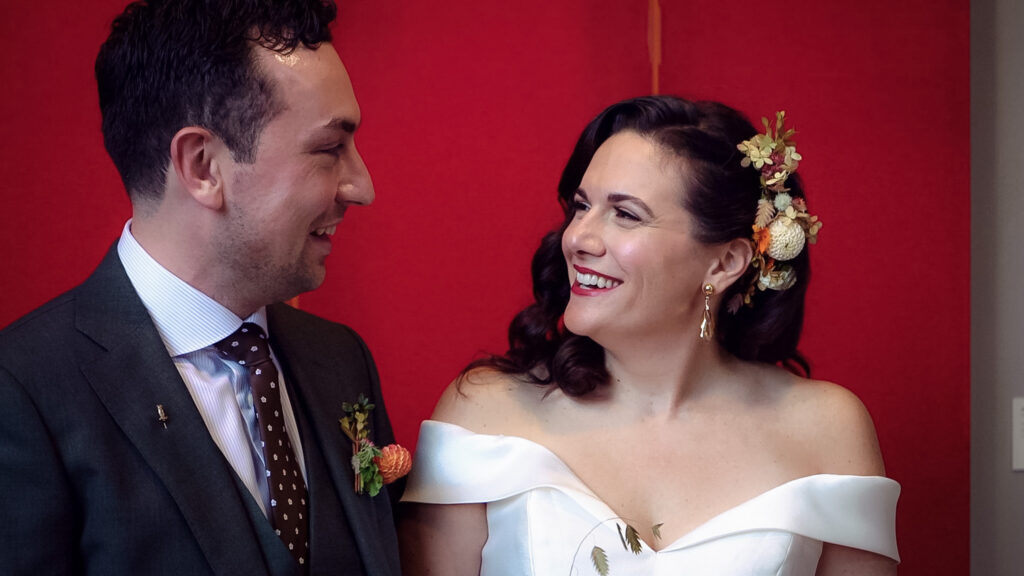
[599,333,739,418]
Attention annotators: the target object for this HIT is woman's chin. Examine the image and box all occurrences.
[561,311,595,338]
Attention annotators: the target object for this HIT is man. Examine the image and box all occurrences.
[0,1,401,574]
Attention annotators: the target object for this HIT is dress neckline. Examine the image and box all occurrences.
[420,419,897,554]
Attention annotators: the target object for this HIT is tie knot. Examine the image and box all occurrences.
[215,323,272,367]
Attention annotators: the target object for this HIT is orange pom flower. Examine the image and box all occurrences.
[374,444,412,485]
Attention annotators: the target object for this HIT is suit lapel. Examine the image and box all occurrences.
[268,308,395,576]
[76,248,271,576]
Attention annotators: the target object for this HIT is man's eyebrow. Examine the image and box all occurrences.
[322,117,359,134]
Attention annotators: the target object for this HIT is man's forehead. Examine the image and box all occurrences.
[255,43,358,114]
[254,42,341,74]
[248,43,362,146]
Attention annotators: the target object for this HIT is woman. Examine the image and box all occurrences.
[400,97,899,575]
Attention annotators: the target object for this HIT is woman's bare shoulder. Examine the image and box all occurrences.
[780,374,887,476]
[430,367,544,435]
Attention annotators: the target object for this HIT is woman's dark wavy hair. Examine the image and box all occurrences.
[95,0,337,201]
[467,96,811,395]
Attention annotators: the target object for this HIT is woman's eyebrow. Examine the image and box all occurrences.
[607,193,654,218]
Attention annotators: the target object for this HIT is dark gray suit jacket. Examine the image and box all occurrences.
[0,247,402,575]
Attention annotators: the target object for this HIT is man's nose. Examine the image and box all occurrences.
[337,145,374,206]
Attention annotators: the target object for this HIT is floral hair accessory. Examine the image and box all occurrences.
[729,111,822,313]
[340,394,412,497]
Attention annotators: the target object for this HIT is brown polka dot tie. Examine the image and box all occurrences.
[216,323,309,569]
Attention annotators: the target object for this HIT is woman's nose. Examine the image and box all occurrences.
[563,212,605,257]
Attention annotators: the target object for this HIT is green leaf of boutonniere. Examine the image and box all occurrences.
[342,394,383,495]
[352,439,383,496]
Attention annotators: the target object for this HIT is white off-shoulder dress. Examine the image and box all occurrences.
[403,420,900,576]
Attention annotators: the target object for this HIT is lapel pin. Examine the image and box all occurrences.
[156,404,169,428]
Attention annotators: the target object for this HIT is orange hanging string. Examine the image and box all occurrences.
[647,0,662,95]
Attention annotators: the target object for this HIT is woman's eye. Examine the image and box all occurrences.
[571,199,590,213]
[615,208,640,222]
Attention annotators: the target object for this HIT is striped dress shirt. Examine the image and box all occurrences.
[116,220,307,517]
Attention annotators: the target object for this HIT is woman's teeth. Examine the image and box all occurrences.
[576,272,621,289]
[312,225,337,237]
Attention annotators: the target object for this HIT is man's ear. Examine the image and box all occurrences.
[169,126,225,211]
[705,237,754,291]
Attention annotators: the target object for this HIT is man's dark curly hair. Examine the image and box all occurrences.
[95,0,338,200]
[467,96,811,396]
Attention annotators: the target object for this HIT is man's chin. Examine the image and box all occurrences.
[271,269,325,305]
[294,269,328,297]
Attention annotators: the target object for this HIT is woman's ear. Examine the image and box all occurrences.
[169,126,224,211]
[705,237,753,291]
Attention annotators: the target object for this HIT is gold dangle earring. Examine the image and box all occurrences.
[699,283,715,341]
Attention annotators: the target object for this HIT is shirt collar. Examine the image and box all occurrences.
[117,219,268,356]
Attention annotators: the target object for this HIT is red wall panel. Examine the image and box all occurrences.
[0,1,967,574]
[318,0,650,447]
[0,0,133,318]
[658,1,970,573]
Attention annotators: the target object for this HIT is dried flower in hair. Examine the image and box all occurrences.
[753,227,772,255]
[773,192,793,212]
[766,218,805,261]
[732,111,822,311]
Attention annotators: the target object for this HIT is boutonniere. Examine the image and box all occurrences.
[339,394,412,496]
